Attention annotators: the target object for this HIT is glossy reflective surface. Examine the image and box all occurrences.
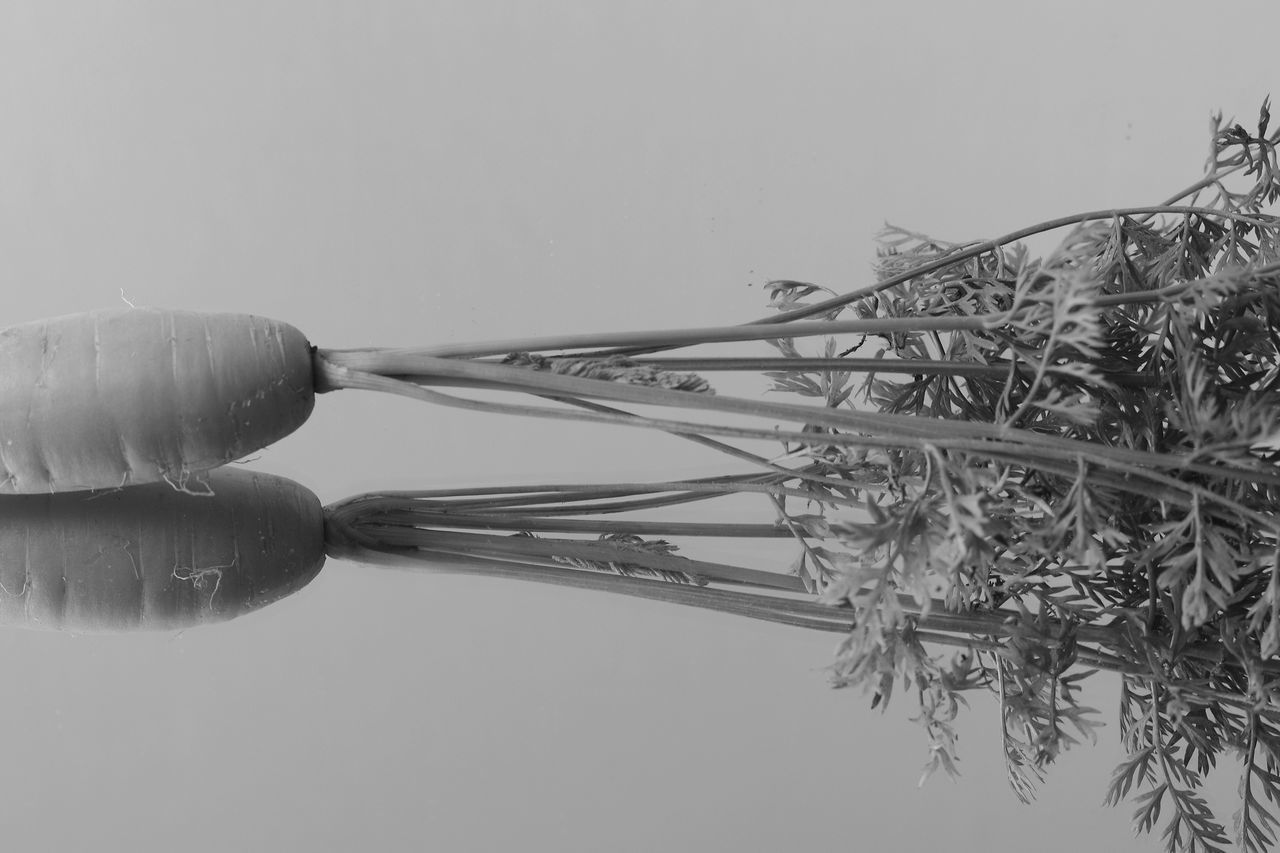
[0,5,1259,851]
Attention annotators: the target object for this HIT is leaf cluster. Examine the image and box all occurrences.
[760,100,1280,851]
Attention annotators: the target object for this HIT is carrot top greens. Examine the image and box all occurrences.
[321,100,1280,852]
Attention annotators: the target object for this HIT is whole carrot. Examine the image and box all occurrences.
[0,467,324,631]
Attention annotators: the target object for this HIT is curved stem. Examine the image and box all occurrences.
[743,205,1276,327]
[1158,161,1247,207]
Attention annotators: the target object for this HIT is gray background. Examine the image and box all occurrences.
[0,2,1273,851]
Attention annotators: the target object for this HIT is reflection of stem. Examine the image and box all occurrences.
[328,541,860,632]
[368,527,805,592]
[337,468,1280,691]
[330,499,1280,714]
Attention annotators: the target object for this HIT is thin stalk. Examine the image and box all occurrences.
[317,352,1280,495]
[610,356,1156,386]
[317,366,1218,518]
[330,315,987,361]
[356,472,780,502]
[329,501,1249,684]
[551,394,805,480]
[328,492,1141,643]
[328,537,1140,651]
[1159,161,1247,207]
[405,373,1270,523]
[362,509,800,539]
[547,395,886,500]
[1093,260,1280,307]
[457,489,791,517]
[744,205,1278,327]
[327,540,860,632]
[768,491,832,593]
[331,473,853,516]
[348,525,808,592]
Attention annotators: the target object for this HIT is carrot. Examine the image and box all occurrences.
[0,309,315,493]
[0,467,324,632]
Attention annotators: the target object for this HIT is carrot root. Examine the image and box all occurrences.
[0,467,325,632]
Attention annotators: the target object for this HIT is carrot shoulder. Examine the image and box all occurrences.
[0,308,316,493]
[0,467,325,632]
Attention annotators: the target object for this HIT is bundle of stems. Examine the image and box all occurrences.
[323,102,1280,852]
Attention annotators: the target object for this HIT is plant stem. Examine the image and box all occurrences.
[356,474,778,502]
[332,473,853,516]
[327,540,860,632]
[1159,161,1246,206]
[362,509,801,539]
[331,316,987,361]
[747,204,1278,326]
[317,352,1280,498]
[613,356,1156,386]
[1093,260,1280,307]
[348,525,809,591]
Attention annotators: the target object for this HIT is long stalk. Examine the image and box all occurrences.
[326,532,1120,647]
[316,351,1280,498]
[746,204,1276,326]
[362,510,800,540]
[616,355,1155,386]
[331,315,985,361]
